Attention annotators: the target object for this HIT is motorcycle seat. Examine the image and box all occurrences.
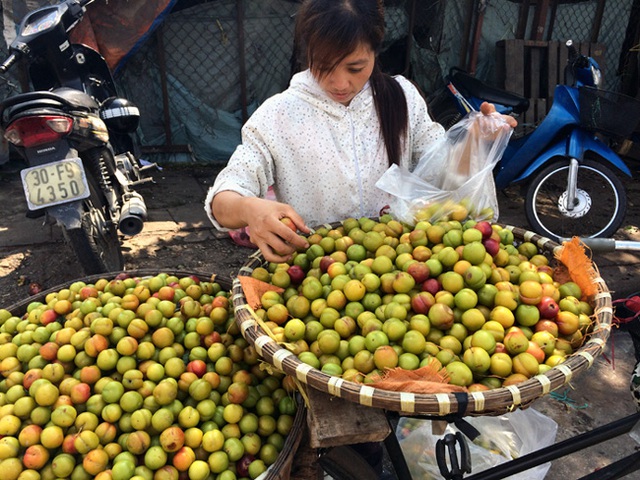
[52,87,100,111]
[3,98,67,122]
[449,67,530,114]
[1,88,99,121]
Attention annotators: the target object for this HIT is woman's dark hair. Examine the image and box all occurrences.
[292,0,409,165]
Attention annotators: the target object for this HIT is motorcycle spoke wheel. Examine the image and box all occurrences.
[524,158,627,241]
[64,170,124,275]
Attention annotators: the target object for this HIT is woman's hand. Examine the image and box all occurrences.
[245,198,311,263]
[212,191,310,263]
[480,101,518,128]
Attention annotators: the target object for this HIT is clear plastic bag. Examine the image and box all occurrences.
[376,110,512,225]
[395,408,558,480]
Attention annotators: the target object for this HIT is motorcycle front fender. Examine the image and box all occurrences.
[47,200,84,230]
[510,132,632,184]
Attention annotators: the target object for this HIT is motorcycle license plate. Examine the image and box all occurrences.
[20,158,90,210]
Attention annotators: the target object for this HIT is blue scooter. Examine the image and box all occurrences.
[428,40,640,241]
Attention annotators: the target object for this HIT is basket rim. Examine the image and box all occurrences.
[231,224,613,416]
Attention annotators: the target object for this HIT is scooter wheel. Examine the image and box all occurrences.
[64,160,124,274]
[524,157,627,241]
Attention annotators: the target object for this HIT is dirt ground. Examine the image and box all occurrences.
[1,159,640,479]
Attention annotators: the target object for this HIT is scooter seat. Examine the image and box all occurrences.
[1,98,71,125]
[1,89,99,121]
[449,67,530,114]
[52,87,100,111]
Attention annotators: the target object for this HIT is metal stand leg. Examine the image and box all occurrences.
[384,414,413,480]
[579,450,640,480]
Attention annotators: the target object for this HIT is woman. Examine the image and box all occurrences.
[206,0,514,263]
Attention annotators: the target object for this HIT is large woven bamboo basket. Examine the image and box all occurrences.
[232,225,613,416]
[2,269,307,480]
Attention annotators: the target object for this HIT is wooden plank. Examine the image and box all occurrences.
[522,40,550,48]
[558,41,569,84]
[530,46,542,99]
[548,41,560,100]
[527,41,554,100]
[523,40,554,99]
[536,98,548,124]
[504,39,525,95]
[305,388,391,448]
[496,40,506,89]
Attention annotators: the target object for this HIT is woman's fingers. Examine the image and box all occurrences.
[480,102,497,115]
[247,208,310,263]
[480,101,518,128]
[251,230,295,261]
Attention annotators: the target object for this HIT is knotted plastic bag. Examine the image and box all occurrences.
[376,110,512,225]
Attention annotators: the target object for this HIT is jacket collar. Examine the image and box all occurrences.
[288,70,373,118]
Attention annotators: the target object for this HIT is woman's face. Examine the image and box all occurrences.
[314,44,375,106]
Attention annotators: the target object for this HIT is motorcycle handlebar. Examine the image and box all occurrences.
[565,40,578,60]
[565,39,589,70]
[0,53,19,74]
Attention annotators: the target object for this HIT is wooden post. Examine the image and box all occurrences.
[467,0,487,75]
[515,0,531,39]
[139,26,193,156]
[548,40,560,101]
[460,0,475,68]
[236,0,248,123]
[546,0,559,41]
[503,39,526,96]
[530,0,550,41]
[591,0,606,43]
[404,0,417,77]
[155,27,173,147]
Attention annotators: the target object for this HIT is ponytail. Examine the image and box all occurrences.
[369,64,409,165]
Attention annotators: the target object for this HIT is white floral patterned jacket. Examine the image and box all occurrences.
[205,69,444,230]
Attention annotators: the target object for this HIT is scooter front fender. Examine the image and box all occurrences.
[510,132,632,184]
